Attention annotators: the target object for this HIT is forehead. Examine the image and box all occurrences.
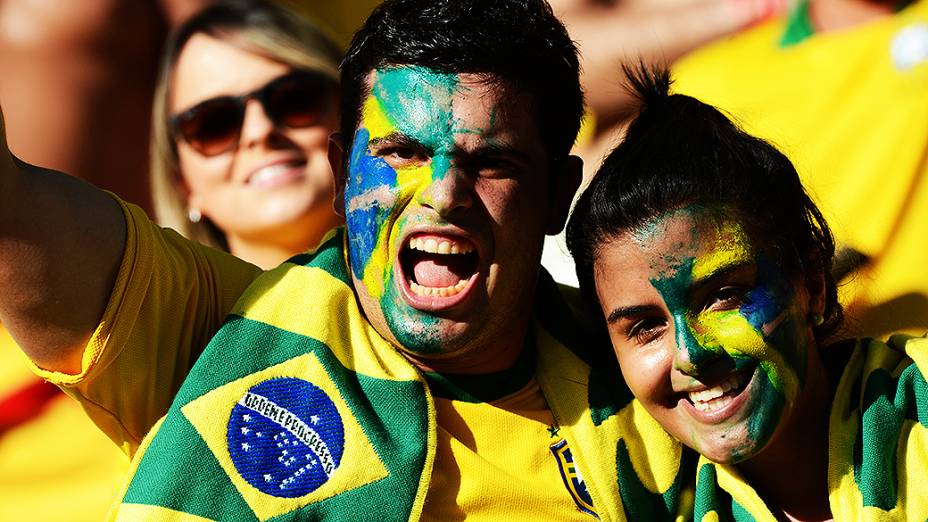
[358,67,542,152]
[170,33,290,111]
[596,208,756,282]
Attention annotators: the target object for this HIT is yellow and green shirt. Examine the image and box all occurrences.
[38,198,690,521]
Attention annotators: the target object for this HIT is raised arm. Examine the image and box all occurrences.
[0,106,126,374]
[551,0,785,129]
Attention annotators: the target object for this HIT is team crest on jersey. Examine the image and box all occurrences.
[550,439,598,518]
[227,377,345,498]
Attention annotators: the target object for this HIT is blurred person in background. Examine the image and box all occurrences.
[541,0,788,286]
[150,0,343,269]
[671,0,928,337]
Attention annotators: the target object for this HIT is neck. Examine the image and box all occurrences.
[406,291,536,377]
[738,348,835,521]
[809,0,902,33]
[227,215,340,270]
[227,236,305,270]
[409,322,530,376]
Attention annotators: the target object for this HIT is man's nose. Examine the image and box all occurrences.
[416,161,473,217]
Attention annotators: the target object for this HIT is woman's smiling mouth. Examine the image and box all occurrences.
[681,366,756,419]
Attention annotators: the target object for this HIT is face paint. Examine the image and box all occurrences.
[594,207,816,463]
[342,66,554,360]
[345,68,465,351]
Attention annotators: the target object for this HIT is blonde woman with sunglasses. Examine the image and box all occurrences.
[151,0,343,269]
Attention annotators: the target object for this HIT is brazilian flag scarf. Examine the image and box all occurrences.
[683,335,928,521]
[107,229,691,521]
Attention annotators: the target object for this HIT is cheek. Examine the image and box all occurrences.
[691,313,768,359]
[288,125,336,159]
[478,178,543,239]
[177,151,233,203]
[693,312,803,402]
[614,342,673,407]
[344,130,400,281]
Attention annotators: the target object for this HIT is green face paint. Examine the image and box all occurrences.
[343,64,555,369]
[345,67,468,353]
[344,67,514,355]
[632,207,811,461]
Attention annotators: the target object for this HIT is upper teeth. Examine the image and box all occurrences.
[249,163,294,185]
[408,237,474,255]
[688,373,744,405]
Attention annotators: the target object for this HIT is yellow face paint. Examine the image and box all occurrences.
[636,208,810,460]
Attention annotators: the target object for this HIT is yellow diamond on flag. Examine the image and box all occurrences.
[181,352,388,521]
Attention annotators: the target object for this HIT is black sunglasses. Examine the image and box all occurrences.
[170,70,334,157]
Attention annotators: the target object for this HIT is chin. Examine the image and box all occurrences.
[691,425,764,465]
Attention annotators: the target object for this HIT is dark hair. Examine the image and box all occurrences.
[566,65,842,340]
[340,0,584,161]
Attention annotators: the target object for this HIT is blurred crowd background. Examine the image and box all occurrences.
[1,0,925,518]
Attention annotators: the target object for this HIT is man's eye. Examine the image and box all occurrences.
[706,286,746,311]
[475,158,516,178]
[627,317,666,345]
[390,147,417,159]
[375,146,429,168]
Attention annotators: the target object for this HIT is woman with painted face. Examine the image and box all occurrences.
[566,67,928,521]
[151,0,343,269]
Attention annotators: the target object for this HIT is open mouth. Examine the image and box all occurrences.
[400,234,479,298]
[685,367,754,414]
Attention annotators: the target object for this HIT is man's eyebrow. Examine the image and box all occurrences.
[368,132,423,149]
[454,142,532,168]
[469,142,530,161]
[606,304,662,324]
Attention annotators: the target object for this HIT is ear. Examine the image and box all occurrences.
[172,170,196,209]
[545,154,583,235]
[805,268,827,319]
[328,132,346,217]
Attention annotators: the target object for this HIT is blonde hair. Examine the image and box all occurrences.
[150,0,341,249]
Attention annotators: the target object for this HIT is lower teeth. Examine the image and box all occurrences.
[409,279,468,297]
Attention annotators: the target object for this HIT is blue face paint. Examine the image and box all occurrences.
[630,208,814,461]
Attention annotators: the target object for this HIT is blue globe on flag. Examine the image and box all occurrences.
[227,377,345,498]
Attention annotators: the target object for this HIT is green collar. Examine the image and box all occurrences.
[780,0,915,47]
[422,335,537,403]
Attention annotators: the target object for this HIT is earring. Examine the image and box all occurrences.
[811,314,824,327]
[187,207,202,223]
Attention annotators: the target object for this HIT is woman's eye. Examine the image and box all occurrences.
[706,286,746,311]
[627,317,666,344]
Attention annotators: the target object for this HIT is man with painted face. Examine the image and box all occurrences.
[0,0,690,520]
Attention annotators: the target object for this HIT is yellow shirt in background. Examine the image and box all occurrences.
[278,0,381,47]
[0,325,128,521]
[672,0,928,337]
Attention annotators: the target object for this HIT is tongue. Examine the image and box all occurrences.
[412,253,472,288]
